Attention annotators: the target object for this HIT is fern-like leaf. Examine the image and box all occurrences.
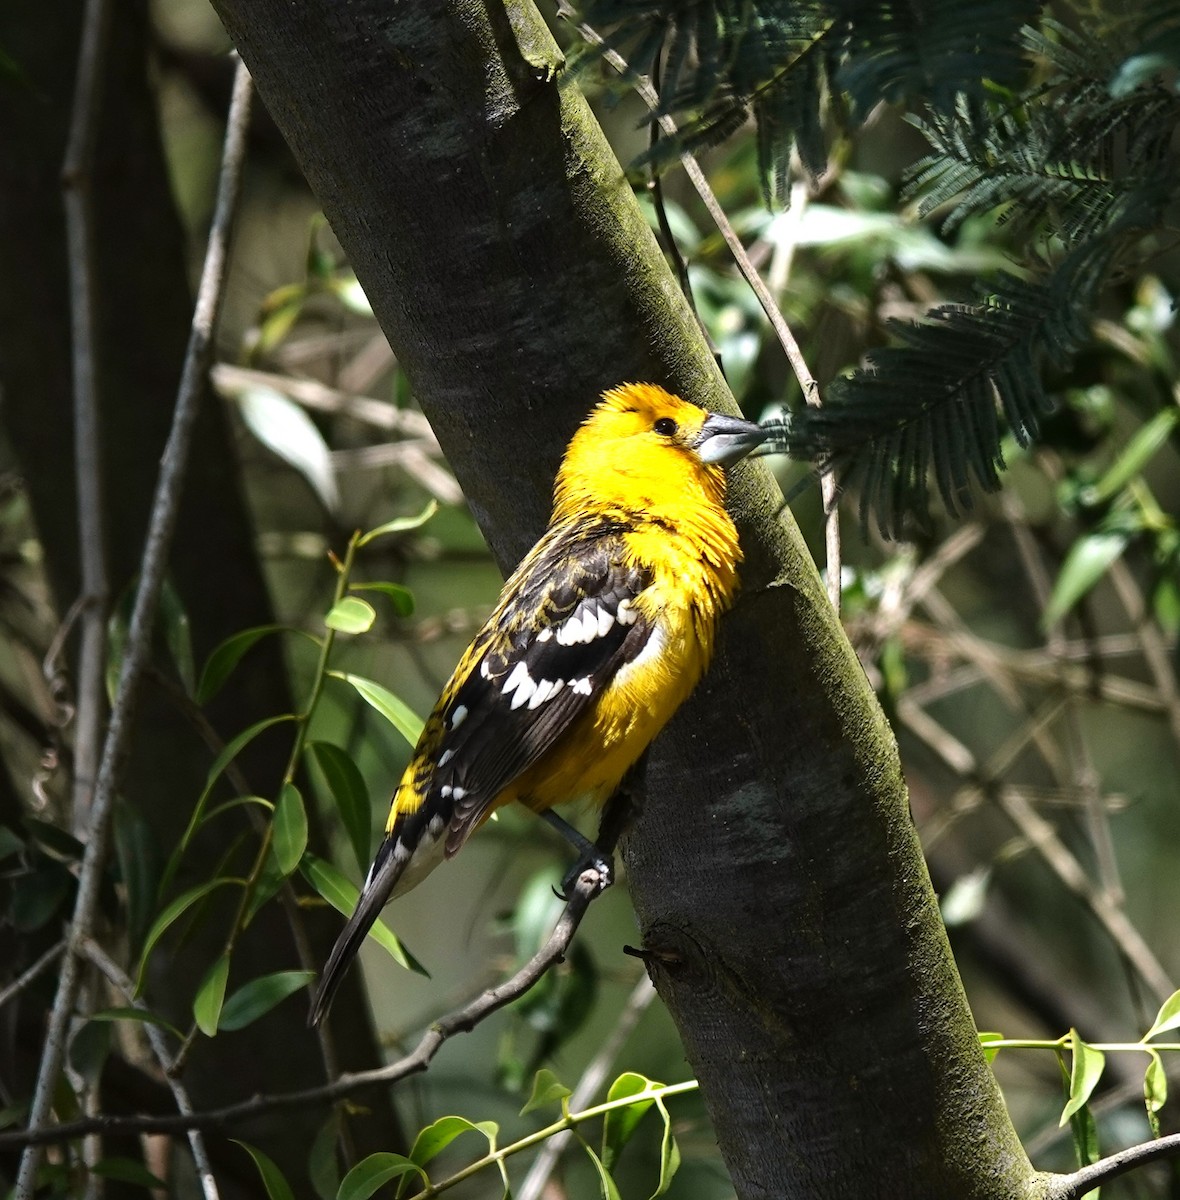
[782,245,1110,536]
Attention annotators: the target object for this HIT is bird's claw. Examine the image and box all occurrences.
[555,849,614,901]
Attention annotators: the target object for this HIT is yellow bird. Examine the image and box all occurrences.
[310,383,765,1025]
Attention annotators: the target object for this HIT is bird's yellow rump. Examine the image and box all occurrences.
[310,382,765,1024]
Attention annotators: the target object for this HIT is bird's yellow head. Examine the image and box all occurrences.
[552,383,766,522]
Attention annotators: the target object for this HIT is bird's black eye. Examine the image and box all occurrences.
[653,417,678,436]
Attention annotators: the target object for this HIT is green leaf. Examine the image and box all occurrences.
[234,1140,296,1200]
[89,1157,169,1190]
[300,854,428,976]
[68,1020,110,1084]
[409,1115,498,1168]
[88,1007,182,1040]
[1060,1029,1106,1127]
[309,1111,342,1200]
[309,742,372,874]
[0,825,24,860]
[239,386,340,513]
[23,818,84,861]
[1083,409,1179,507]
[336,1153,422,1200]
[1143,988,1180,1041]
[194,955,230,1037]
[114,801,161,956]
[273,782,308,876]
[521,1068,572,1116]
[244,852,288,928]
[325,597,376,635]
[1045,531,1131,627]
[135,877,243,993]
[602,1073,658,1172]
[330,672,424,747]
[978,1031,1005,1064]
[220,970,315,1032]
[197,625,299,705]
[1144,1049,1167,1138]
[578,1138,622,1200]
[651,1093,681,1198]
[357,501,438,547]
[350,581,414,617]
[164,714,297,893]
[159,577,196,695]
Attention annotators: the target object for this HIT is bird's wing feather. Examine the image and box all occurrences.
[413,525,654,855]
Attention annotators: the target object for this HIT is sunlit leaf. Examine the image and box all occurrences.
[239,386,340,514]
[336,1153,423,1200]
[357,501,438,547]
[651,1093,681,1198]
[602,1073,657,1171]
[409,1115,498,1168]
[1082,408,1179,507]
[578,1138,622,1200]
[325,597,376,635]
[1060,1029,1105,1127]
[330,672,424,746]
[978,1031,1005,1064]
[1143,988,1180,1042]
[1144,1049,1166,1138]
[194,955,230,1037]
[1044,530,1131,627]
[521,1068,572,1116]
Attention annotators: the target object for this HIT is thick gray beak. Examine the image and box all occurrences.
[694,411,768,466]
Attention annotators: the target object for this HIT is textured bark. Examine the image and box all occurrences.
[202,1,1050,1196]
[0,0,399,1183]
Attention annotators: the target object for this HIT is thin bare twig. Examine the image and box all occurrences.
[0,941,66,1012]
[16,60,254,1198]
[1046,1132,1180,1199]
[898,701,1175,1002]
[79,938,221,1200]
[2,866,607,1150]
[517,974,657,1200]
[60,0,111,844]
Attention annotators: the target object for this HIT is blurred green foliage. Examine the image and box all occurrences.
[5,0,1180,1196]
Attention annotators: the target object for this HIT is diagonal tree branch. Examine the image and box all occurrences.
[2,864,607,1149]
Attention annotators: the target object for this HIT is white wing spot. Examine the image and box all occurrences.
[536,627,552,642]
[595,605,615,638]
[450,705,468,729]
[441,784,453,799]
[451,786,467,800]
[480,660,493,680]
[571,676,593,696]
[528,678,559,710]
[503,660,536,710]
[616,598,638,625]
[438,748,455,767]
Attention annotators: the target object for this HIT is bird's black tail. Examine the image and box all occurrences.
[308,837,406,1026]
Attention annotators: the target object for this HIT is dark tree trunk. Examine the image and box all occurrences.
[195,0,1049,1195]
